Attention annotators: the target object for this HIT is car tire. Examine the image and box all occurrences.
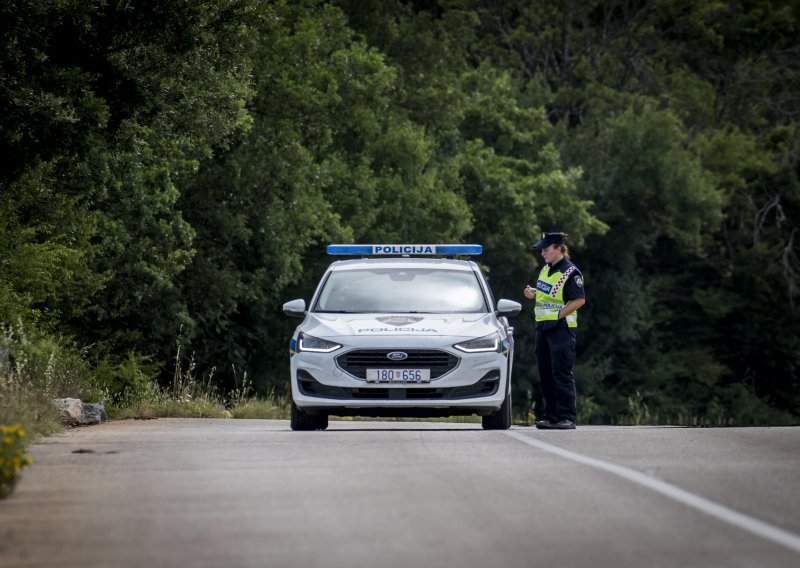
[315,413,329,431]
[482,394,511,430]
[291,400,319,431]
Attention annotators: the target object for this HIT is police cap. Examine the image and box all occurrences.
[532,232,567,250]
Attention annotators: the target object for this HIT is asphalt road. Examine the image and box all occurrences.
[1,419,799,568]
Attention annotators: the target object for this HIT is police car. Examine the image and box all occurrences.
[282,244,521,430]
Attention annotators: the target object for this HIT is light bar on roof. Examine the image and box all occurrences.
[326,244,482,256]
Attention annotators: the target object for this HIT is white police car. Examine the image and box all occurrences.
[282,244,521,430]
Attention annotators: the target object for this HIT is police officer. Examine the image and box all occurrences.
[523,232,586,430]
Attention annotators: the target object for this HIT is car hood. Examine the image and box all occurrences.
[302,313,498,339]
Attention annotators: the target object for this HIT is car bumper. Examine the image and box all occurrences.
[290,342,509,414]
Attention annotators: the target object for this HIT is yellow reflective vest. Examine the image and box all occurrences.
[534,262,579,328]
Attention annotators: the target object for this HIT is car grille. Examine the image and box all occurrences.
[336,349,459,379]
[297,370,499,400]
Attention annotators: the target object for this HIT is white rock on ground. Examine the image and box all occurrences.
[53,398,107,426]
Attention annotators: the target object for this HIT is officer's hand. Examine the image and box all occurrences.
[523,285,535,300]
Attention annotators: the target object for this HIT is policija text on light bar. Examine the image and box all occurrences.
[326,244,483,256]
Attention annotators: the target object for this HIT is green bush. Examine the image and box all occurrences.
[0,321,79,436]
[91,352,155,414]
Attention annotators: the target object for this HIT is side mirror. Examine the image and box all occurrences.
[496,299,522,318]
[282,299,307,318]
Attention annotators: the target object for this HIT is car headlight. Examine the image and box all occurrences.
[454,332,501,353]
[297,332,342,353]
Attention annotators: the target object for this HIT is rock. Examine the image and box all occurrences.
[54,398,84,426]
[82,403,107,425]
[53,399,108,426]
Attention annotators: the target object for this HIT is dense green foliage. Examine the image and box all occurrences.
[1,0,797,424]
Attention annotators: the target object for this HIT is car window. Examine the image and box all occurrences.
[314,268,488,313]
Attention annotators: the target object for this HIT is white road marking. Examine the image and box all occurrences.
[504,429,800,555]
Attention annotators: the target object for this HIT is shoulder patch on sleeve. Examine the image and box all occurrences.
[574,275,584,288]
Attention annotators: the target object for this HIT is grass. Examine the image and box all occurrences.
[112,392,230,420]
[0,321,78,498]
[0,321,86,438]
[230,397,289,419]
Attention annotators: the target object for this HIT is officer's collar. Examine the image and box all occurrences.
[548,256,569,269]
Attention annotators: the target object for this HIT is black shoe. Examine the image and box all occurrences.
[535,419,556,430]
[551,420,576,430]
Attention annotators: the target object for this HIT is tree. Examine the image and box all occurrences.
[465,0,800,422]
[1,0,260,368]
[179,1,474,391]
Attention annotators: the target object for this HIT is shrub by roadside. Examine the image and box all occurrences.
[0,320,112,499]
[0,424,32,498]
[0,321,91,439]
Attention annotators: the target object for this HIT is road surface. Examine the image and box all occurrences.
[1,419,799,567]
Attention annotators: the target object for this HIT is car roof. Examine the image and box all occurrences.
[328,257,478,272]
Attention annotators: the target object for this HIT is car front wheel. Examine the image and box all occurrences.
[290,400,328,431]
[482,394,511,430]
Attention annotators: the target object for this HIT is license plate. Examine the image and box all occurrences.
[366,369,431,383]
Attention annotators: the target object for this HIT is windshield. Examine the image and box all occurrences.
[314,268,488,313]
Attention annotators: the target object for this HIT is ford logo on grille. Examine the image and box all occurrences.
[387,351,408,361]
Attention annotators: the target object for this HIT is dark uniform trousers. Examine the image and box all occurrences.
[535,320,577,422]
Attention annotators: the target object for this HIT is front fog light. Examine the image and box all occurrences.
[454,333,501,353]
[298,332,342,353]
